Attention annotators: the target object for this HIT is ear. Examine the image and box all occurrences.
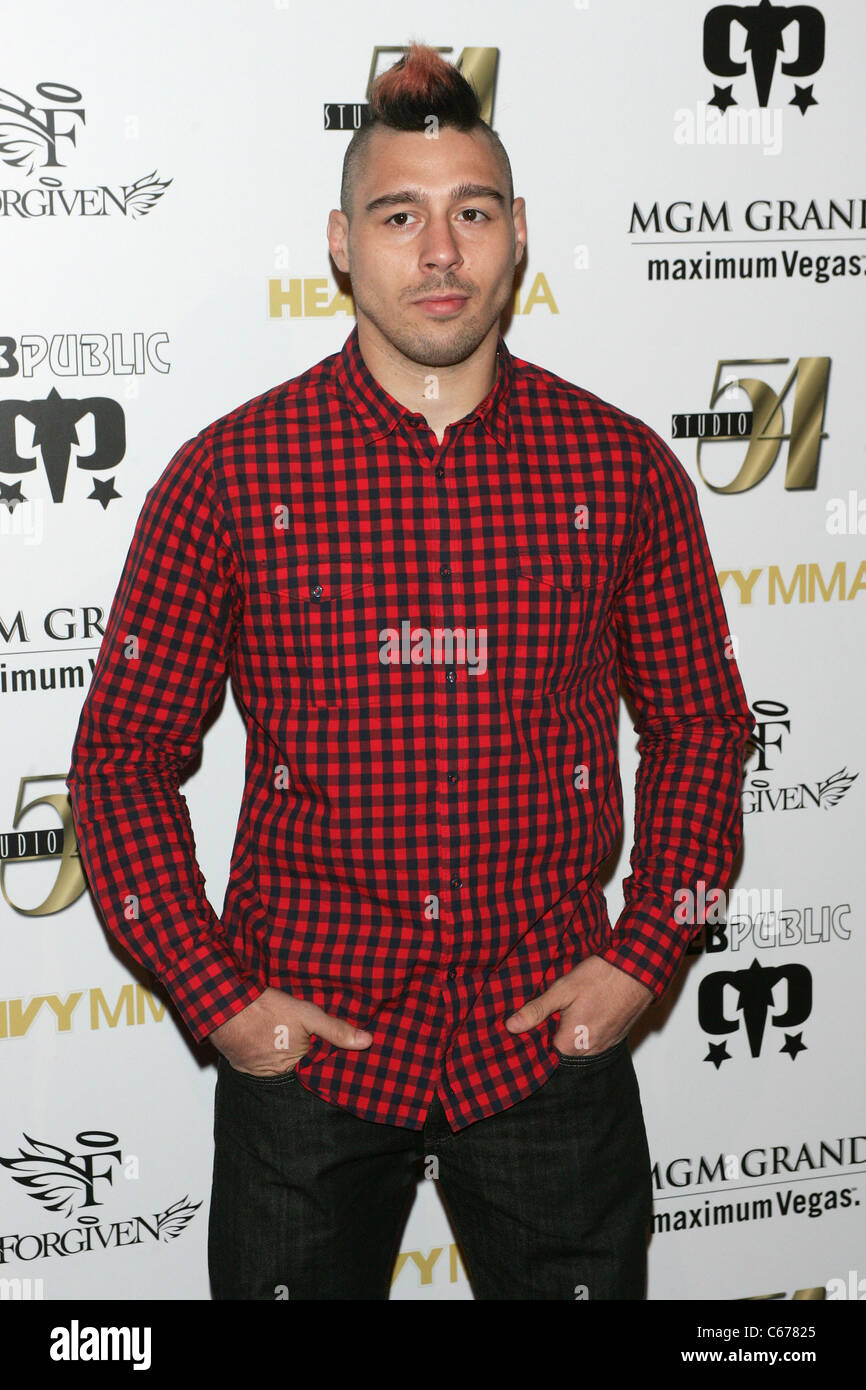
[327,209,350,273]
[512,196,527,265]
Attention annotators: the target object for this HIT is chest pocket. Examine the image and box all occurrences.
[503,547,613,696]
[252,558,382,709]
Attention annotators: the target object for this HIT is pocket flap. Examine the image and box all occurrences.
[512,547,609,590]
[261,559,380,603]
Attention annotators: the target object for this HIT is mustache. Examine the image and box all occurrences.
[407,279,474,298]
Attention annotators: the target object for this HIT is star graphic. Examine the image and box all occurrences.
[790,85,818,115]
[88,476,122,509]
[780,1031,807,1059]
[0,480,25,510]
[704,1040,731,1069]
[709,84,737,113]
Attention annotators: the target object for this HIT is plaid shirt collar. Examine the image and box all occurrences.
[334,323,513,447]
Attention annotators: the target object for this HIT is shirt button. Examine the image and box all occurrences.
[447,968,457,981]
[435,466,445,479]
[450,875,462,889]
[440,563,451,577]
[310,584,323,600]
[447,772,458,784]
[446,669,456,685]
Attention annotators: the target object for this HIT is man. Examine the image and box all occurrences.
[67,44,755,1301]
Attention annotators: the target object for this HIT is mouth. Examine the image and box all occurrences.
[412,294,469,317]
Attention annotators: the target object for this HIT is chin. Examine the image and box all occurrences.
[394,319,495,369]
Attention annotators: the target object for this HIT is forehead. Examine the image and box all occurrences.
[358,125,504,200]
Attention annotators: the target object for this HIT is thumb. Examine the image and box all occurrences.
[505,982,565,1034]
[298,1002,372,1050]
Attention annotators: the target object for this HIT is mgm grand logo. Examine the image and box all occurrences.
[672,355,829,492]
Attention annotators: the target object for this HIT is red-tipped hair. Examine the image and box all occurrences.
[339,41,512,216]
[369,43,478,125]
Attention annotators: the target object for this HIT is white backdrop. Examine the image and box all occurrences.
[1,0,863,1301]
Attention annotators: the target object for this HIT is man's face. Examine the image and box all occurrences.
[328,125,526,369]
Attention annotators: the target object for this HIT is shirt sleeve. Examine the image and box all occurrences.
[599,426,756,999]
[66,434,265,1042]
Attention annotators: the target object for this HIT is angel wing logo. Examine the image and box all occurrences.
[122,170,173,218]
[154,1196,203,1241]
[0,1131,121,1218]
[816,767,858,808]
[0,97,54,175]
[0,83,84,176]
[0,1129,202,1250]
[0,82,172,218]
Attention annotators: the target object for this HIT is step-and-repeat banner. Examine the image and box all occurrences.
[1,1,863,1301]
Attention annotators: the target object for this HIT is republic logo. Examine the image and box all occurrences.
[698,958,812,1066]
[703,1,825,114]
[0,388,125,507]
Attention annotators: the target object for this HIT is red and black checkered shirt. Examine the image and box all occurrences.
[67,326,755,1131]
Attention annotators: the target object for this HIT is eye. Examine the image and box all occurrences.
[385,211,416,227]
[457,208,489,222]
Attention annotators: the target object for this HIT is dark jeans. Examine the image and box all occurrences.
[208,1038,653,1300]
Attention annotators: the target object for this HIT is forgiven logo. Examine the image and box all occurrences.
[0,80,171,218]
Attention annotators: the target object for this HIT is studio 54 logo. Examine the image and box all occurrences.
[0,773,86,915]
[672,355,829,493]
[0,1128,201,1266]
[0,80,171,218]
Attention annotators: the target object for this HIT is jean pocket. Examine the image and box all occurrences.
[222,1058,299,1085]
[553,1036,628,1068]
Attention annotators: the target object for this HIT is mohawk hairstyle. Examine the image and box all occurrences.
[339,42,513,216]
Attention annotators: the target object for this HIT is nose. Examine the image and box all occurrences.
[418,215,464,275]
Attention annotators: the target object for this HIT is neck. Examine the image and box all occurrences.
[355,316,499,445]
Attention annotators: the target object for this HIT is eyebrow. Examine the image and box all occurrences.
[364,182,505,215]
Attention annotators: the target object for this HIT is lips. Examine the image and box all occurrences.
[412,295,469,315]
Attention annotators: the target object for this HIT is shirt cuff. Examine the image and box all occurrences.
[160,941,267,1043]
[598,902,691,1000]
